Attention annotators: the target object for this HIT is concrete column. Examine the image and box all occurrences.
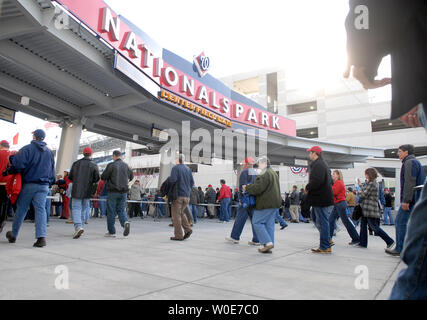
[55,122,82,174]
[158,148,175,189]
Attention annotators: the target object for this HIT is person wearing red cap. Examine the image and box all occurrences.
[68,147,100,239]
[306,146,334,254]
[0,140,10,233]
[225,157,259,245]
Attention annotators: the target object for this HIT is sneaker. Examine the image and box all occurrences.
[85,221,89,225]
[73,228,84,239]
[258,243,274,253]
[330,240,335,247]
[348,241,360,246]
[6,231,16,243]
[311,247,331,254]
[280,225,288,230]
[248,241,261,246]
[33,237,46,247]
[170,237,183,241]
[385,248,401,257]
[123,222,130,237]
[104,233,116,238]
[386,241,395,250]
[183,230,192,240]
[356,244,367,248]
[225,236,239,244]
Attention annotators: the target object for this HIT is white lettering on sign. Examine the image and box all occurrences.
[247,108,258,123]
[235,104,244,118]
[261,113,269,127]
[272,116,280,129]
[180,75,195,96]
[211,91,220,109]
[101,7,120,41]
[164,67,178,86]
[123,32,140,58]
[197,86,209,104]
[140,44,154,69]
[221,98,230,113]
[153,57,163,77]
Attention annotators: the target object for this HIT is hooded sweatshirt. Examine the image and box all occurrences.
[8,140,56,185]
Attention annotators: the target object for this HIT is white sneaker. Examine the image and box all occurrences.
[73,227,84,239]
[248,241,261,246]
[104,233,116,238]
[225,236,239,244]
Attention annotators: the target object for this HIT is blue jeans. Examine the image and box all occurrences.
[252,208,277,245]
[329,201,360,243]
[359,217,394,248]
[99,195,107,217]
[45,198,51,224]
[230,206,259,243]
[395,207,412,253]
[190,204,198,223]
[11,183,49,239]
[284,208,291,220]
[220,198,231,222]
[275,210,288,227]
[106,193,128,235]
[312,206,333,250]
[158,204,165,217]
[72,198,90,230]
[390,178,427,300]
[383,207,394,225]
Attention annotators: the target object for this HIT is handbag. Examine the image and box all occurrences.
[352,204,363,221]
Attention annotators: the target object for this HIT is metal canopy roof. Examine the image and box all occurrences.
[0,0,384,169]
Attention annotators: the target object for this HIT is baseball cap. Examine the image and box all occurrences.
[208,184,212,188]
[0,140,9,148]
[83,147,93,155]
[244,157,255,165]
[307,146,322,154]
[32,129,46,140]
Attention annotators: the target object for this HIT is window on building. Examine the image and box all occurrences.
[296,127,318,139]
[287,101,317,115]
[233,77,259,99]
[267,72,278,114]
[371,119,411,132]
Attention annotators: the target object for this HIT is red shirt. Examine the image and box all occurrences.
[332,179,346,204]
[217,184,231,201]
[0,149,11,184]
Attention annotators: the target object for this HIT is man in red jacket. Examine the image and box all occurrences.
[0,140,11,233]
[217,179,231,223]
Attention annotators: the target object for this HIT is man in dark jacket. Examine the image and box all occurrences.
[4,129,55,247]
[386,145,426,256]
[101,150,133,237]
[205,185,216,219]
[197,186,205,218]
[190,186,199,224]
[169,154,194,241]
[306,146,334,254]
[68,147,100,239]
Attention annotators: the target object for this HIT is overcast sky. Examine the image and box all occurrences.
[0,0,391,149]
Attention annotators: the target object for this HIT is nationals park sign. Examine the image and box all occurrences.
[54,0,296,136]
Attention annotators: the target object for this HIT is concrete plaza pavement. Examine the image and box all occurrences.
[0,215,404,300]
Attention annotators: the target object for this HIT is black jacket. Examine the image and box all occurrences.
[160,176,178,203]
[101,159,133,194]
[306,157,334,207]
[68,157,100,199]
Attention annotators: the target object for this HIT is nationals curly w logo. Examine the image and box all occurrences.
[194,52,210,77]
